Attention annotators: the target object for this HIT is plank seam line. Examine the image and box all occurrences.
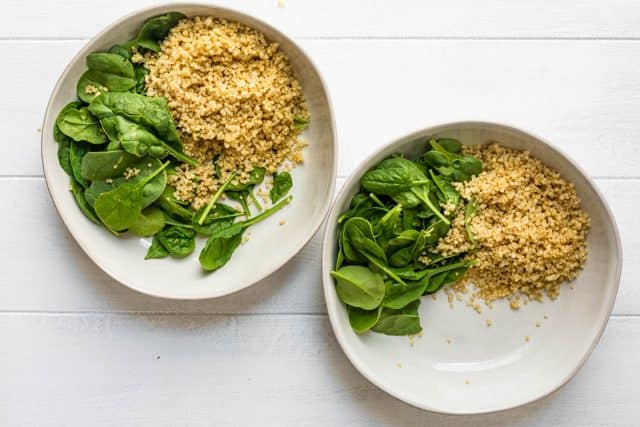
[0,311,636,318]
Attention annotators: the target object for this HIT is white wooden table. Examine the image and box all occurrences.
[2,1,640,425]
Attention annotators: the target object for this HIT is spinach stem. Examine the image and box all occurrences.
[242,195,292,228]
[165,144,199,167]
[428,259,475,277]
[239,198,251,218]
[411,187,450,225]
[164,218,193,228]
[366,255,407,286]
[198,172,238,225]
[369,193,386,208]
[249,191,263,211]
[140,161,170,186]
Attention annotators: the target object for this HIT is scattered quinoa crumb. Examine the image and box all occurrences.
[510,299,521,310]
[544,314,549,319]
[465,379,470,385]
[525,335,531,342]
[105,178,113,184]
[37,127,42,133]
[277,0,285,8]
[143,17,309,209]
[123,167,140,180]
[536,321,541,328]
[486,319,493,327]
[431,294,437,301]
[446,337,453,344]
[396,362,402,368]
[279,219,286,226]
[241,234,251,244]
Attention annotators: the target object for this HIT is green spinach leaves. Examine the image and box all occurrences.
[332,138,483,335]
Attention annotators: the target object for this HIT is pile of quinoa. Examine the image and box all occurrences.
[140,16,309,208]
[432,143,590,308]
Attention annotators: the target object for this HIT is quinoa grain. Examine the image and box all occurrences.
[143,17,308,208]
[432,144,589,306]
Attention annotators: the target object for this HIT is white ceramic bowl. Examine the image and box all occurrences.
[42,4,336,299]
[322,122,621,414]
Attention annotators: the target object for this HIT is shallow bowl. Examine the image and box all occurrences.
[322,121,621,413]
[42,3,336,299]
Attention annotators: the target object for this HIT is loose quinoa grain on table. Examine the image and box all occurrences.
[140,16,309,209]
[429,143,590,307]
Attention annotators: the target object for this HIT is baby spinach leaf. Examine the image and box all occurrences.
[429,170,460,206]
[226,168,266,191]
[382,279,428,310]
[83,157,166,208]
[100,115,198,165]
[375,204,403,242]
[341,217,407,285]
[69,179,100,224]
[436,138,462,154]
[88,92,181,150]
[348,306,382,333]
[54,102,82,177]
[270,171,292,203]
[464,199,479,245]
[340,217,375,263]
[157,187,193,221]
[145,235,169,260]
[423,260,476,294]
[69,141,89,189]
[134,65,149,94]
[157,225,196,258]
[129,206,165,236]
[56,135,73,177]
[331,265,385,310]
[410,184,450,224]
[389,231,426,267]
[199,224,244,271]
[108,44,132,59]
[198,195,293,271]
[77,53,136,103]
[372,300,422,336]
[387,229,420,249]
[424,139,482,182]
[125,12,186,52]
[94,161,168,230]
[360,157,428,195]
[94,182,144,231]
[392,190,421,208]
[226,190,251,217]
[56,106,106,145]
[80,150,139,180]
[292,116,310,131]
[423,219,450,245]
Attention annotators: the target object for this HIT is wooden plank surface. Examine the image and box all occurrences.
[3,1,640,425]
[1,314,638,426]
[3,0,640,39]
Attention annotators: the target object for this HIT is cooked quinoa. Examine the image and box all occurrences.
[429,143,590,305]
[142,16,309,208]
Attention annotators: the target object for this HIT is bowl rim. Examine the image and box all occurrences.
[41,2,338,300]
[321,120,622,414]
